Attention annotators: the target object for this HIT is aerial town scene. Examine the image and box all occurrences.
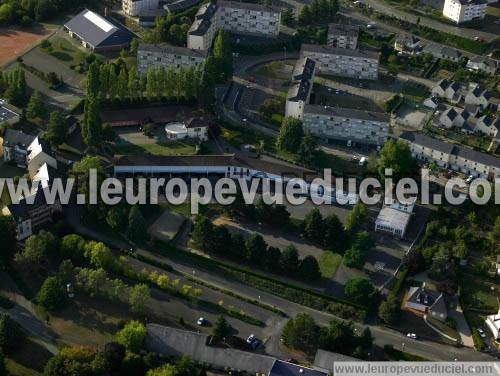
[0,0,499,375]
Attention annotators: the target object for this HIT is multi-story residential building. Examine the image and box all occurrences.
[187,1,281,51]
[301,44,380,80]
[442,0,487,23]
[122,0,159,16]
[327,23,359,49]
[137,43,207,73]
[302,104,390,147]
[285,58,316,119]
[400,131,500,179]
[187,2,219,50]
[217,1,281,37]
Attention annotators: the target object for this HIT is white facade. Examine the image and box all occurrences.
[301,44,379,80]
[187,1,281,51]
[486,310,500,340]
[137,43,206,73]
[123,0,159,16]
[475,115,499,139]
[164,122,208,141]
[285,58,316,119]
[302,105,390,146]
[442,0,487,23]
[327,23,359,49]
[26,137,57,179]
[375,207,411,238]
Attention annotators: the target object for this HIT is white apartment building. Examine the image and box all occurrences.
[327,23,359,49]
[301,44,380,80]
[217,1,281,37]
[400,131,500,179]
[285,58,316,119]
[187,3,219,50]
[137,43,207,74]
[123,0,159,16]
[302,104,390,147]
[187,1,281,51]
[442,0,487,23]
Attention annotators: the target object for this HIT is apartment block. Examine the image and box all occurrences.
[301,44,380,80]
[137,43,207,73]
[400,131,500,179]
[217,1,281,37]
[327,23,359,49]
[122,0,159,16]
[187,1,281,50]
[442,0,487,23]
[285,58,316,119]
[302,104,390,147]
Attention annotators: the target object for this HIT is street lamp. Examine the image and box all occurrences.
[283,46,287,61]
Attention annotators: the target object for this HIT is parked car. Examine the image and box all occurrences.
[465,175,474,184]
[477,328,486,338]
[246,334,261,350]
[407,333,417,339]
[197,317,206,326]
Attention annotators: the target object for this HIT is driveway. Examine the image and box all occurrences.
[448,303,474,348]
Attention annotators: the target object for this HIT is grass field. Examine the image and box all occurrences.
[319,251,342,279]
[113,141,198,156]
[486,5,500,17]
[43,36,82,65]
[461,273,499,311]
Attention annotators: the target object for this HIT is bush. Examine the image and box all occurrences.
[116,321,146,353]
[0,313,25,354]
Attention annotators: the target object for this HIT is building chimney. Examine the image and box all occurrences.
[104,7,107,17]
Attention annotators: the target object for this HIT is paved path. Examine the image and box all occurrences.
[449,304,475,348]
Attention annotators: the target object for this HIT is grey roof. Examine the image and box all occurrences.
[138,43,208,58]
[448,81,461,92]
[436,78,449,90]
[423,44,461,59]
[429,293,448,315]
[195,2,218,20]
[328,23,359,37]
[407,286,440,307]
[314,349,359,373]
[164,0,201,13]
[444,108,458,121]
[64,9,135,48]
[218,0,282,13]
[400,131,500,168]
[464,104,479,115]
[441,46,462,59]
[7,184,56,221]
[144,324,275,374]
[189,19,212,36]
[288,58,316,102]
[269,360,328,376]
[301,44,380,60]
[456,0,487,4]
[395,34,419,45]
[0,104,19,123]
[2,129,35,148]
[479,115,500,129]
[304,104,390,123]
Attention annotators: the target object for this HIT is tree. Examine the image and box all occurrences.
[377,139,417,182]
[82,97,102,148]
[58,259,74,282]
[0,214,16,265]
[281,245,299,275]
[281,8,294,26]
[429,248,453,280]
[245,233,267,266]
[281,313,318,352]
[276,117,304,152]
[87,61,100,97]
[213,30,233,82]
[39,276,66,310]
[15,230,56,267]
[0,350,5,376]
[0,313,25,354]
[60,234,86,262]
[127,206,148,243]
[378,295,400,324]
[298,255,321,282]
[103,341,126,372]
[344,278,374,304]
[298,132,317,165]
[116,321,146,353]
[129,284,150,316]
[88,242,114,269]
[46,110,66,146]
[147,364,177,376]
[344,202,367,234]
[302,208,324,242]
[319,319,356,354]
[212,315,230,343]
[265,246,282,273]
[323,214,347,251]
[403,250,426,275]
[343,246,366,269]
[26,90,46,119]
[106,205,129,232]
[490,216,500,254]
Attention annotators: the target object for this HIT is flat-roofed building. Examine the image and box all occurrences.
[301,44,379,80]
[327,23,359,49]
[122,0,159,16]
[137,43,207,73]
[64,9,135,51]
[442,0,487,23]
[285,58,316,119]
[302,104,390,147]
[217,1,281,37]
[375,207,411,238]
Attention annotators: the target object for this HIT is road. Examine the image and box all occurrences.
[361,0,498,42]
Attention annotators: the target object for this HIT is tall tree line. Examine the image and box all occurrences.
[0,69,28,107]
[298,0,338,25]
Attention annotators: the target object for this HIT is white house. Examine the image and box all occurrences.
[439,108,469,128]
[486,303,500,340]
[475,115,499,139]
[464,85,492,109]
[442,0,487,23]
[26,137,58,179]
[1,129,36,167]
[423,97,439,109]
[404,285,448,321]
[164,118,208,141]
[466,56,498,75]
[374,198,414,238]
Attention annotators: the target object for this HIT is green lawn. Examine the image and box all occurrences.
[113,141,198,156]
[384,345,427,361]
[43,37,82,65]
[461,273,499,311]
[221,123,276,151]
[401,83,430,102]
[319,251,342,278]
[486,5,500,17]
